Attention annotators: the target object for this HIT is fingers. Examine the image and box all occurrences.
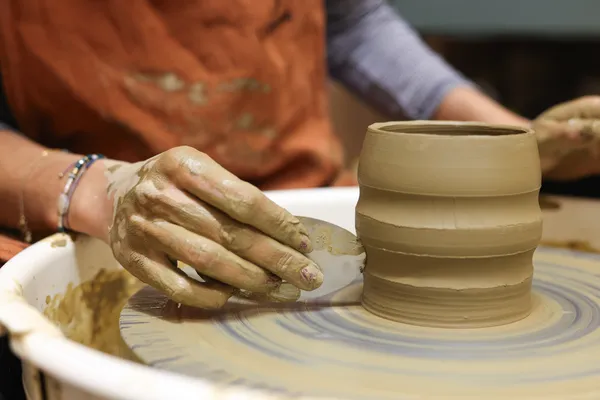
[536,120,586,147]
[535,119,599,158]
[195,272,301,303]
[538,118,600,142]
[236,283,302,303]
[131,217,308,301]
[535,117,600,175]
[543,146,600,180]
[534,97,600,175]
[122,251,234,309]
[538,96,600,121]
[147,188,323,290]
[158,147,312,253]
[567,118,600,140]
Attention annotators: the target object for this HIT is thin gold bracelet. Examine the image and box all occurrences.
[18,150,50,243]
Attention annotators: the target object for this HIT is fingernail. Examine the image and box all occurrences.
[268,283,301,302]
[298,234,313,253]
[266,273,283,288]
[300,264,323,290]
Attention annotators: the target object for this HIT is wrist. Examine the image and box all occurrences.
[68,160,113,243]
[434,86,531,127]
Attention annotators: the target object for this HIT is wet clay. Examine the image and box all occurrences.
[119,246,600,399]
[103,147,320,309]
[541,239,600,254]
[356,122,543,328]
[43,268,143,360]
[539,195,561,210]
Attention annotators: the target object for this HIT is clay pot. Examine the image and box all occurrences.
[356,121,543,328]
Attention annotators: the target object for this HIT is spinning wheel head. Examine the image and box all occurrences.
[120,247,600,399]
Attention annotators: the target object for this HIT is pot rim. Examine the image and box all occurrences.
[369,120,533,138]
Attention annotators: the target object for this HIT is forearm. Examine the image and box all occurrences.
[0,128,111,241]
[326,0,471,120]
[433,85,531,127]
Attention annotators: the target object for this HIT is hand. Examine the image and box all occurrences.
[533,96,600,179]
[101,146,323,308]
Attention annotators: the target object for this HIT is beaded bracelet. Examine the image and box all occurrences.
[56,154,105,233]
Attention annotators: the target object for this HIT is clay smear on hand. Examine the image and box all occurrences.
[534,96,600,172]
[356,121,543,328]
[102,148,321,308]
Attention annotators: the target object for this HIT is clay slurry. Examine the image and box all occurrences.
[356,121,543,328]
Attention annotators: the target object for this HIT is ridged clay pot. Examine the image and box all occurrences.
[356,121,543,328]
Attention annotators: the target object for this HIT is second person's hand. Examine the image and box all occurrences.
[534,96,600,179]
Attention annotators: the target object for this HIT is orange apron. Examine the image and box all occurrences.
[0,0,353,189]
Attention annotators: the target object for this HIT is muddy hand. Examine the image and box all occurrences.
[533,96,600,178]
[104,146,323,308]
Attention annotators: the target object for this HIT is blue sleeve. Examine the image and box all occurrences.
[326,0,473,120]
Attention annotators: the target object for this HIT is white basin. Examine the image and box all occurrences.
[0,187,359,400]
[3,186,600,400]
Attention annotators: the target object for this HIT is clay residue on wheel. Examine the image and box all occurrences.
[541,239,600,254]
[539,196,561,210]
[43,268,143,360]
[50,238,68,248]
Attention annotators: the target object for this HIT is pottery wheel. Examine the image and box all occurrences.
[120,247,600,399]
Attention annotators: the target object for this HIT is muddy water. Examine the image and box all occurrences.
[43,268,143,360]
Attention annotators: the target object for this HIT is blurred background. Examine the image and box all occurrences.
[331,0,600,196]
